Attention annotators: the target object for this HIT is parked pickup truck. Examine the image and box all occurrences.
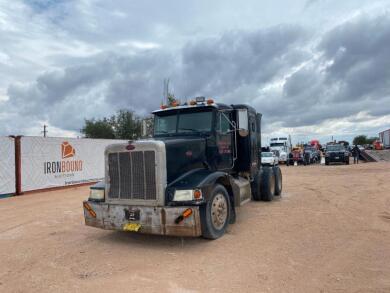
[325,144,350,165]
[261,152,279,166]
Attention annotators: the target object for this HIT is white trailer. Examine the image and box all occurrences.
[379,129,390,148]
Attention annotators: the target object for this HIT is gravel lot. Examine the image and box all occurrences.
[1,162,390,293]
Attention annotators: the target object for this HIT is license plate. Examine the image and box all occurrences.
[335,157,339,159]
[125,209,140,221]
[123,223,141,232]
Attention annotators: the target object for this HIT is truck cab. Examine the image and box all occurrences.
[83,97,282,239]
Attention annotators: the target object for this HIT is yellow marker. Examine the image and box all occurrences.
[123,223,141,232]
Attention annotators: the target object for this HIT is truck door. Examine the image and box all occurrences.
[216,111,233,170]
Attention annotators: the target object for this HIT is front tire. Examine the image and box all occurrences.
[200,184,230,239]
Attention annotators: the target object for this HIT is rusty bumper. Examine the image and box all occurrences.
[83,201,202,237]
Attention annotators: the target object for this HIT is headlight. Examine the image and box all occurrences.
[173,189,202,201]
[89,189,105,201]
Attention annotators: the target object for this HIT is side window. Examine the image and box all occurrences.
[217,112,231,134]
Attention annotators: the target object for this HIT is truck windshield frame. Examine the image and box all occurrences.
[154,109,214,136]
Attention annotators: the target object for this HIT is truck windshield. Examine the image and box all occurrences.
[154,111,213,135]
[327,145,344,151]
[270,143,284,147]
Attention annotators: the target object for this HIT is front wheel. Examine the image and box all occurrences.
[200,184,230,239]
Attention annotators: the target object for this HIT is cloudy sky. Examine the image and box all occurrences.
[1,0,390,144]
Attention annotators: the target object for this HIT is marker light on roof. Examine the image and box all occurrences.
[207,98,214,105]
[195,96,205,103]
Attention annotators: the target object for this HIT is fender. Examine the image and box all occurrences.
[166,168,233,204]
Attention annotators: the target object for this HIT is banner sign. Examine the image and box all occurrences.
[20,137,126,192]
[0,137,15,195]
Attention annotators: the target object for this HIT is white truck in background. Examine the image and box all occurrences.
[379,129,390,149]
[269,136,291,164]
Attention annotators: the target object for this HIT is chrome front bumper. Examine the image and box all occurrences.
[83,201,202,237]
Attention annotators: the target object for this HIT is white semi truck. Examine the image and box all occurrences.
[269,136,291,164]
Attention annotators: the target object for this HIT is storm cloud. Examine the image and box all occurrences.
[0,0,389,141]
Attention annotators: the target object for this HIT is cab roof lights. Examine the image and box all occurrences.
[160,97,215,110]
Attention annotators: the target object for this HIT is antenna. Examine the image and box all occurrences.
[163,78,170,104]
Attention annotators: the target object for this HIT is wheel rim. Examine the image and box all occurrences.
[211,193,228,230]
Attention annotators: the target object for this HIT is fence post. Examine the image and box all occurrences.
[14,136,22,195]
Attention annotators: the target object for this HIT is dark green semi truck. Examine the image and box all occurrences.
[83,97,282,239]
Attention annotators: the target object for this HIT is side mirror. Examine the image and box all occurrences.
[237,109,249,137]
[141,117,153,138]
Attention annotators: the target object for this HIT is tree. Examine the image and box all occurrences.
[81,110,142,139]
[366,137,379,144]
[81,118,115,139]
[353,135,367,146]
[114,110,141,139]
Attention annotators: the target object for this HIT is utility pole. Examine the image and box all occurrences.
[42,124,48,137]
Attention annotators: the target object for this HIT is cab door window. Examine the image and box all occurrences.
[216,111,233,169]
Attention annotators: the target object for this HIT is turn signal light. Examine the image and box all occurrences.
[175,208,193,224]
[182,208,193,218]
[193,189,202,200]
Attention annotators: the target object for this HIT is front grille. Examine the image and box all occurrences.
[108,151,157,200]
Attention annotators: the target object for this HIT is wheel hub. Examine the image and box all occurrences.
[211,193,228,230]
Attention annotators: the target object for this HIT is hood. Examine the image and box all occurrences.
[156,136,207,184]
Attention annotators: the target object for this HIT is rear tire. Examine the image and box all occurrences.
[261,167,275,202]
[200,184,230,239]
[273,166,282,196]
[251,172,262,201]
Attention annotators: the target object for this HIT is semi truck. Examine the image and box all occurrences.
[269,136,291,164]
[83,97,282,239]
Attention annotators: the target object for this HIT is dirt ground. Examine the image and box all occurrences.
[1,162,390,293]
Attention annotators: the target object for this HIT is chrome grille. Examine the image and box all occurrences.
[108,151,157,200]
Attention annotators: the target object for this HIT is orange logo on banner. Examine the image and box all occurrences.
[61,141,76,159]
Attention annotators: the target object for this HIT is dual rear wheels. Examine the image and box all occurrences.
[252,166,282,202]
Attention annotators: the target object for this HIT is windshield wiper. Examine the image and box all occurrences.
[179,128,198,132]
